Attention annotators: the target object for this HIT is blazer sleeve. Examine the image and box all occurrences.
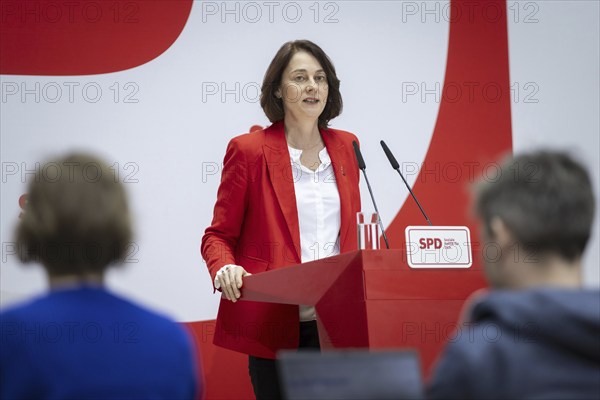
[201,137,249,285]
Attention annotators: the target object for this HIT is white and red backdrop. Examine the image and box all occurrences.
[1,1,598,398]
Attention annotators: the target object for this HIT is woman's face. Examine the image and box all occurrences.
[277,51,329,122]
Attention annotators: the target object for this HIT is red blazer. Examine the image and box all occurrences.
[201,120,361,359]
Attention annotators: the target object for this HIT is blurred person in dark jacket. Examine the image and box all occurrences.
[428,151,599,400]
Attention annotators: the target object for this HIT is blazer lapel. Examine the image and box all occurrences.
[263,121,302,262]
[321,128,354,252]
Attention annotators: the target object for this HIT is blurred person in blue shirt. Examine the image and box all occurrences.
[0,154,200,399]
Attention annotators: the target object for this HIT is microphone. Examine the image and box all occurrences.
[380,140,432,226]
[352,141,390,249]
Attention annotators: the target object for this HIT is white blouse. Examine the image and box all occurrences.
[288,145,341,321]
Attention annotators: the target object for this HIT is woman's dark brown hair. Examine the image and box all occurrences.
[260,40,343,129]
[15,153,132,277]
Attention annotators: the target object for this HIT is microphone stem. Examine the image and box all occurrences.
[395,169,432,226]
[361,170,390,249]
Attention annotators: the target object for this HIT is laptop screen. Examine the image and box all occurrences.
[277,349,424,400]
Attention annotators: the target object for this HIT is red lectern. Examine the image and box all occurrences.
[241,249,487,376]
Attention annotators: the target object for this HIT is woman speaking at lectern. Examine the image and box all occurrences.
[201,40,361,399]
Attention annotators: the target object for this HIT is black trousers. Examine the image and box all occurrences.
[248,320,320,400]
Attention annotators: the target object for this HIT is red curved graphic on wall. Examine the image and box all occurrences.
[386,0,513,255]
[0,0,193,75]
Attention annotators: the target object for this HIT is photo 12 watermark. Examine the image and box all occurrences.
[2,161,140,184]
[400,1,540,24]
[1,1,140,24]
[401,81,540,104]
[399,320,542,345]
[200,1,340,24]
[1,320,140,344]
[2,240,140,264]
[1,81,140,104]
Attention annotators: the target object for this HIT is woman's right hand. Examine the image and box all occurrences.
[215,264,251,302]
